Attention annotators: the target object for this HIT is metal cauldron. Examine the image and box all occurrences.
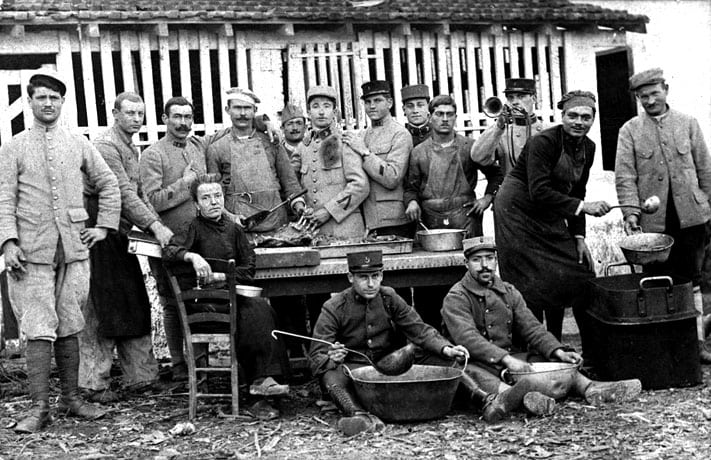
[504,362,581,400]
[618,233,674,265]
[344,358,466,422]
[416,229,466,252]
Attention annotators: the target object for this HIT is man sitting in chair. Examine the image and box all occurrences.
[163,176,290,420]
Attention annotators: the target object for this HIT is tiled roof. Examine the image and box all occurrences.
[0,0,648,31]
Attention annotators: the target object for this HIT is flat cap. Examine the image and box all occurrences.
[347,249,383,273]
[306,85,338,104]
[223,87,260,106]
[504,78,536,95]
[281,103,305,125]
[401,84,430,102]
[629,68,665,91]
[463,236,496,257]
[29,67,67,96]
[361,80,392,100]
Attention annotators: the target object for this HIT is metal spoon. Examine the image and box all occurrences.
[270,330,415,376]
[609,195,661,214]
[417,221,430,233]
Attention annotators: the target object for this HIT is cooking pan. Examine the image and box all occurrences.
[416,229,466,252]
[242,189,308,229]
[618,233,674,265]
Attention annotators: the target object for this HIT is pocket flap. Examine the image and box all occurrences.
[68,207,90,223]
[693,189,709,204]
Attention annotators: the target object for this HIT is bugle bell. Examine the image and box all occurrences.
[483,96,505,118]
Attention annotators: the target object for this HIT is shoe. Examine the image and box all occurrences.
[248,400,280,421]
[82,388,120,404]
[699,340,711,364]
[337,412,384,437]
[584,379,642,405]
[249,377,289,396]
[14,402,51,433]
[481,393,507,423]
[522,392,556,416]
[57,397,106,420]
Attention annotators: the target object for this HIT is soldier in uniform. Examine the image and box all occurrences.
[308,249,470,436]
[401,84,431,147]
[342,81,413,237]
[470,78,550,174]
[280,103,307,162]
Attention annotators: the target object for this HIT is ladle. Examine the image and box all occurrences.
[609,195,661,214]
[271,330,415,376]
[417,221,430,232]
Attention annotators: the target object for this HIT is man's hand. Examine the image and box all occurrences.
[341,131,368,157]
[308,207,331,227]
[552,348,583,364]
[327,342,348,364]
[2,240,28,280]
[575,238,594,271]
[466,194,493,217]
[149,221,174,247]
[292,200,306,216]
[405,200,421,222]
[581,200,611,217]
[501,354,534,373]
[443,345,469,362]
[624,214,642,235]
[182,164,198,184]
[185,252,212,283]
[80,227,108,249]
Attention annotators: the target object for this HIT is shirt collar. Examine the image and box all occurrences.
[33,119,59,132]
[111,124,136,149]
[460,271,508,296]
[165,131,188,148]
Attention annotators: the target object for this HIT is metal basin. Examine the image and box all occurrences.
[416,229,466,252]
[619,233,674,265]
[505,362,580,399]
[235,285,263,297]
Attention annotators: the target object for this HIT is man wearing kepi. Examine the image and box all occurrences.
[343,81,413,237]
[308,249,470,436]
[207,87,305,236]
[615,68,711,363]
[401,84,432,147]
[0,69,120,432]
[79,92,174,402]
[442,236,643,419]
[470,78,549,173]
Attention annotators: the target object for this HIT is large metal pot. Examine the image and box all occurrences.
[416,229,466,252]
[618,233,674,265]
[504,362,580,399]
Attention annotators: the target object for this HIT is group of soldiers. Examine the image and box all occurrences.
[1,64,709,436]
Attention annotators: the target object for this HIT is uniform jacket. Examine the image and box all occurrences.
[441,272,562,366]
[615,107,711,231]
[292,125,369,238]
[0,122,120,264]
[94,124,159,234]
[309,286,451,376]
[405,122,431,147]
[361,117,413,230]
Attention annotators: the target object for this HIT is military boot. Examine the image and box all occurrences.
[14,340,52,433]
[55,335,106,420]
[584,379,642,405]
[327,383,384,436]
[482,379,556,422]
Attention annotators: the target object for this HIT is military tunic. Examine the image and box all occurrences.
[405,122,431,147]
[471,116,548,175]
[292,125,369,238]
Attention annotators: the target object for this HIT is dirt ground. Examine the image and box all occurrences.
[2,315,710,460]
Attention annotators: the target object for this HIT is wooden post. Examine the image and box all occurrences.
[178,29,193,104]
[449,32,464,130]
[138,31,158,143]
[158,34,172,107]
[465,31,482,127]
[79,30,99,138]
[56,30,77,127]
[373,32,386,81]
[198,30,215,134]
[435,32,449,96]
[100,30,117,124]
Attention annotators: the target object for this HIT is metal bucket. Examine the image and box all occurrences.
[416,229,466,252]
[504,362,580,400]
[618,233,674,265]
[344,360,465,422]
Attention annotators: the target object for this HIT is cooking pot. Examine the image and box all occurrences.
[235,285,263,297]
[416,229,466,252]
[503,362,581,399]
[618,233,674,265]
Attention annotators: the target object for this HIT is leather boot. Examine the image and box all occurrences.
[14,340,52,433]
[55,335,106,420]
[482,379,555,422]
[327,383,383,436]
[584,379,642,405]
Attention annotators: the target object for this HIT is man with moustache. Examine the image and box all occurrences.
[280,103,307,162]
[615,68,711,363]
[0,69,120,432]
[401,84,432,147]
[79,92,175,402]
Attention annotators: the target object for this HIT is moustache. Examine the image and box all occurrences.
[176,125,190,132]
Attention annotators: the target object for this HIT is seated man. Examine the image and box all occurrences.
[442,236,643,418]
[162,176,290,420]
[308,249,482,436]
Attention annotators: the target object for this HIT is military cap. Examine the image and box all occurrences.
[223,87,260,106]
[463,236,496,258]
[504,78,536,95]
[307,85,338,104]
[347,249,383,273]
[29,67,67,96]
[629,68,665,91]
[401,84,430,103]
[281,103,305,125]
[361,80,392,100]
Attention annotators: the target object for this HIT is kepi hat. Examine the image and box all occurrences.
[504,78,536,95]
[463,236,496,258]
[307,85,338,104]
[401,84,430,102]
[629,68,665,91]
[347,249,383,273]
[361,80,392,100]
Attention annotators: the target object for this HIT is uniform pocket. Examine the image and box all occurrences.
[16,208,41,253]
[68,208,89,223]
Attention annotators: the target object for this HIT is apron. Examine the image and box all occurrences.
[421,141,476,234]
[224,138,286,233]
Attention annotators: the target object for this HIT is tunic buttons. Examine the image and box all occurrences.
[367,339,373,346]
[487,324,492,329]
[367,324,372,329]
[313,188,318,193]
[485,309,490,313]
[312,177,317,182]
[658,176,664,181]
[48,156,53,161]
[506,320,511,325]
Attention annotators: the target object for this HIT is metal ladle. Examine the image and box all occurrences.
[417,221,430,233]
[609,195,661,214]
[270,330,415,376]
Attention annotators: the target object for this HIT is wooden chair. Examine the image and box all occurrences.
[166,258,239,420]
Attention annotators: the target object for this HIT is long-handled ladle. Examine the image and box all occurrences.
[608,195,661,214]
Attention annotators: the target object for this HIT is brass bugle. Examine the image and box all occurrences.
[483,96,504,118]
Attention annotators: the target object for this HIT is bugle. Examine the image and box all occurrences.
[483,96,526,121]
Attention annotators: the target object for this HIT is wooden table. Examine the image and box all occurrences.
[253,249,466,297]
